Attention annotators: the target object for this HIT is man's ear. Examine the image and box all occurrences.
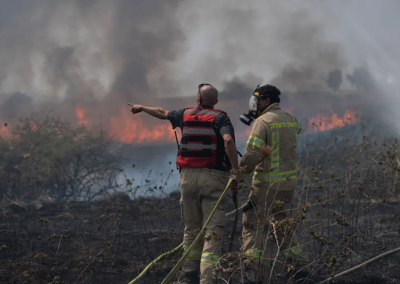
[196,91,201,106]
[215,99,218,105]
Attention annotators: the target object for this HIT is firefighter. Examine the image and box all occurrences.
[128,84,239,284]
[236,84,308,283]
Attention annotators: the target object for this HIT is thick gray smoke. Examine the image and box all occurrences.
[1,1,400,137]
[0,0,184,112]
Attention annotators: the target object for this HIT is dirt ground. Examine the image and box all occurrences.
[1,192,400,284]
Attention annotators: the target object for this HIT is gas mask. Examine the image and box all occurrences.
[239,84,261,126]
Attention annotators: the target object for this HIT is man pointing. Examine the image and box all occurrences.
[128,84,239,284]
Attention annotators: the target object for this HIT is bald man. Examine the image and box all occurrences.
[128,84,239,284]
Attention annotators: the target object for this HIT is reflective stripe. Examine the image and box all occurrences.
[253,170,297,182]
[270,132,280,172]
[239,172,251,180]
[180,144,217,150]
[244,249,263,258]
[182,247,202,259]
[201,253,219,264]
[282,244,303,257]
[182,128,215,135]
[247,136,265,148]
[184,109,223,116]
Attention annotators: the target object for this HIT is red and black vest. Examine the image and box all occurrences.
[176,107,226,169]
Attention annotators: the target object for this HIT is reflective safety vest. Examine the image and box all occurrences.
[241,103,301,184]
[176,107,226,169]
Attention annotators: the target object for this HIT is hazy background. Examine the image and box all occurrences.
[0,0,399,193]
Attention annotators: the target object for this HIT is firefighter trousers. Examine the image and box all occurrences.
[179,167,229,284]
[242,179,308,273]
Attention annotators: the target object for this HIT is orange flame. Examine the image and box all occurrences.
[0,120,38,139]
[72,103,360,144]
[0,121,10,138]
[30,121,38,131]
[243,127,251,139]
[284,107,294,114]
[109,107,175,144]
[75,103,90,126]
[308,109,358,131]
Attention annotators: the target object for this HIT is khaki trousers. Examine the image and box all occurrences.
[242,179,307,273]
[179,167,229,284]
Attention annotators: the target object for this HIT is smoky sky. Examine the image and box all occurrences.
[0,0,400,132]
[0,0,184,108]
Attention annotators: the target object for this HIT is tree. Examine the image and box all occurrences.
[346,67,377,91]
[326,69,342,93]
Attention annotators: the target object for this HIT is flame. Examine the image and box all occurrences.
[308,109,358,131]
[243,127,251,139]
[0,120,38,139]
[109,107,175,143]
[0,121,10,138]
[75,103,90,126]
[30,121,38,131]
[284,107,294,114]
[74,103,175,143]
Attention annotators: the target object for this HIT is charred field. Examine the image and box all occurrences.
[1,114,400,284]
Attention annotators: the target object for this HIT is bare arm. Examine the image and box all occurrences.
[223,133,239,192]
[127,104,169,120]
[223,134,239,170]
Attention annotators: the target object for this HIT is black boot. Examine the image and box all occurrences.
[181,271,200,284]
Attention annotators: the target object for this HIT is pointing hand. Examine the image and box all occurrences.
[127,103,143,114]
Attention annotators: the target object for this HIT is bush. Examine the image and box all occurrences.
[0,113,123,204]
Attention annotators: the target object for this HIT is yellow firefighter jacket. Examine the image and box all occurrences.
[238,103,301,183]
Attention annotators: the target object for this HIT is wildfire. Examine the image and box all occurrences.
[308,109,358,131]
[109,107,175,144]
[0,121,10,138]
[31,121,38,131]
[0,120,39,139]
[243,127,252,139]
[74,103,175,143]
[72,103,360,144]
[284,108,294,114]
[75,103,90,126]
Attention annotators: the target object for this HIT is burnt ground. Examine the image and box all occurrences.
[1,191,400,284]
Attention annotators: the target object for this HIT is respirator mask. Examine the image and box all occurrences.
[239,84,261,126]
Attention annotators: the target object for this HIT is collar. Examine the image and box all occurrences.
[199,104,213,109]
[260,103,281,115]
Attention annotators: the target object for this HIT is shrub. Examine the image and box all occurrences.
[0,113,123,204]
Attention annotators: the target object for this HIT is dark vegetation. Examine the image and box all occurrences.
[1,113,400,284]
[325,67,376,93]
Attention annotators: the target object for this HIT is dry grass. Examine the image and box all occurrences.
[1,116,400,284]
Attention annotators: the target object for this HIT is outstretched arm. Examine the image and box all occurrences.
[127,104,169,120]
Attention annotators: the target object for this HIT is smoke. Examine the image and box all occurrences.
[327,70,343,93]
[1,1,400,134]
[268,10,347,92]
[0,0,184,109]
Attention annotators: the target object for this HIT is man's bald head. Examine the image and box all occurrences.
[197,85,218,108]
